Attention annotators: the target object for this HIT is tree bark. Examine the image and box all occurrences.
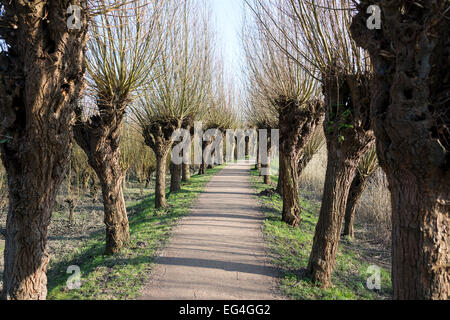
[98,160,130,255]
[278,98,324,227]
[276,155,284,196]
[343,170,370,238]
[262,148,271,185]
[170,163,182,192]
[143,119,180,209]
[181,117,194,182]
[351,1,450,299]
[198,161,207,175]
[74,103,130,255]
[0,1,88,300]
[255,131,261,170]
[182,164,191,181]
[306,74,375,288]
[199,140,211,175]
[155,151,169,208]
[245,136,250,158]
[297,153,314,177]
[208,150,216,169]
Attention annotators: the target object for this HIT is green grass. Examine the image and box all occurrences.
[47,166,224,300]
[250,168,392,300]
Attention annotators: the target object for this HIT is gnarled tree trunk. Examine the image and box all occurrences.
[343,170,370,238]
[351,1,449,299]
[155,152,169,207]
[182,164,191,181]
[307,75,375,288]
[276,155,284,195]
[170,162,182,192]
[0,1,88,300]
[74,102,130,255]
[278,98,324,227]
[297,153,314,177]
[199,139,211,175]
[245,136,250,158]
[263,141,271,185]
[143,119,180,208]
[255,131,261,171]
[181,117,194,182]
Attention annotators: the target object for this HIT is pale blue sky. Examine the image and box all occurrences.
[210,0,246,86]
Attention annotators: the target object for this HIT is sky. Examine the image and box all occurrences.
[210,0,247,88]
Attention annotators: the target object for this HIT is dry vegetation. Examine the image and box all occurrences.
[298,144,392,255]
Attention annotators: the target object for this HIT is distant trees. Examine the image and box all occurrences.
[244,3,324,226]
[351,0,449,299]
[133,0,212,208]
[245,95,278,185]
[0,0,88,299]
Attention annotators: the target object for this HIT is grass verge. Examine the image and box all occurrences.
[250,168,392,300]
[47,166,224,300]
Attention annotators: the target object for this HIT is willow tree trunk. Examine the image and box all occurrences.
[170,163,182,192]
[256,153,261,171]
[307,75,374,288]
[182,164,191,181]
[0,1,88,300]
[262,141,271,185]
[207,150,215,169]
[155,152,169,208]
[297,153,314,177]
[351,1,449,299]
[234,137,238,161]
[255,131,261,171]
[97,159,130,254]
[199,140,211,175]
[199,161,207,175]
[343,171,370,238]
[181,118,194,182]
[245,136,250,158]
[276,155,284,196]
[74,103,130,255]
[278,98,324,227]
[143,119,180,209]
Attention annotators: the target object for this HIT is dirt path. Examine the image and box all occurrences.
[139,161,283,300]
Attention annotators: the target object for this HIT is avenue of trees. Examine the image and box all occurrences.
[0,0,448,300]
[244,0,448,299]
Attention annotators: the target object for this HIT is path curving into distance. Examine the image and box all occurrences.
[139,161,283,300]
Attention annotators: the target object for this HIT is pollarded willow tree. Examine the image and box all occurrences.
[198,61,240,174]
[266,0,377,288]
[73,0,163,254]
[351,0,449,299]
[133,0,212,208]
[244,2,324,227]
[0,0,88,299]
